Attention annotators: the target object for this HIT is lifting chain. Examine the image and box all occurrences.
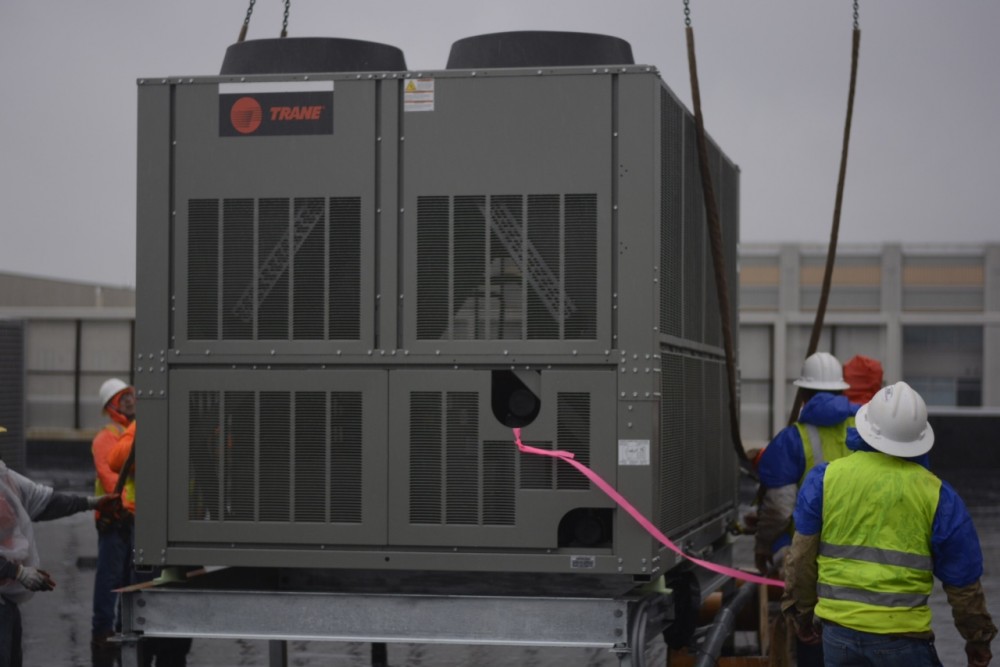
[237,0,290,42]
[683,0,691,27]
[854,0,860,31]
[237,0,256,42]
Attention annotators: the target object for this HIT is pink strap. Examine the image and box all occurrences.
[513,428,784,588]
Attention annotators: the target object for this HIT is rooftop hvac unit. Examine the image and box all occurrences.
[133,33,740,583]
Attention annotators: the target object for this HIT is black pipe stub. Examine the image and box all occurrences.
[220,37,406,75]
[446,31,634,70]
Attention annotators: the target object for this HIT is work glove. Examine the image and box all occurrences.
[88,494,121,515]
[791,611,822,646]
[16,565,55,592]
[966,641,992,667]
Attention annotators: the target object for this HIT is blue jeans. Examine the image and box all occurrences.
[93,521,133,635]
[822,622,943,667]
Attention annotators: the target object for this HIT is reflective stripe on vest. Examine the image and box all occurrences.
[816,583,929,609]
[819,543,933,572]
[805,424,824,468]
[795,416,855,486]
[815,451,940,634]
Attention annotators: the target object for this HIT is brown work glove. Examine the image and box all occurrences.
[89,493,122,516]
[785,608,821,646]
[966,641,992,667]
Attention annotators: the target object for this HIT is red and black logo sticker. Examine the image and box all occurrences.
[220,91,333,137]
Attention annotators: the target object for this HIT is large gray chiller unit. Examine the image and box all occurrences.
[133,33,741,581]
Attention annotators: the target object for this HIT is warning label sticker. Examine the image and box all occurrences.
[404,78,435,112]
[618,440,651,466]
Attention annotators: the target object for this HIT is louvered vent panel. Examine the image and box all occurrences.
[660,89,683,338]
[683,118,704,343]
[681,356,704,524]
[416,198,450,341]
[556,392,590,490]
[453,196,487,340]
[330,392,363,523]
[259,391,291,521]
[703,145,723,348]
[258,200,290,340]
[416,193,597,342]
[445,392,479,525]
[703,362,725,511]
[221,199,254,340]
[223,391,256,521]
[527,195,560,340]
[409,392,443,524]
[407,392,519,526]
[185,196,361,343]
[519,440,554,490]
[482,441,516,525]
[722,161,739,340]
[188,391,221,521]
[188,389,365,525]
[187,200,219,340]
[490,195,524,341]
[294,392,326,522]
[564,194,598,340]
[659,352,684,534]
[293,199,326,340]
[329,197,362,340]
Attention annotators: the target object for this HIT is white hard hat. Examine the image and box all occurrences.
[99,378,131,408]
[793,352,850,391]
[855,381,934,457]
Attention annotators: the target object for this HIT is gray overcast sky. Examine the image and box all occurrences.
[1,1,998,287]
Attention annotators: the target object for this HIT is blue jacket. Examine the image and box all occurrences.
[794,430,984,588]
[757,393,860,489]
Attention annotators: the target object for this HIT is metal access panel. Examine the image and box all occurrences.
[386,368,617,550]
[134,64,740,578]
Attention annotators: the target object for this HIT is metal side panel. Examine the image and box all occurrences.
[169,78,378,357]
[164,369,388,550]
[399,73,614,356]
[386,368,617,552]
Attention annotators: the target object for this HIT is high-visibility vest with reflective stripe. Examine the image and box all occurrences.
[794,416,855,486]
[781,417,855,540]
[815,451,940,634]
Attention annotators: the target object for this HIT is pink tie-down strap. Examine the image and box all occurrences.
[512,428,784,588]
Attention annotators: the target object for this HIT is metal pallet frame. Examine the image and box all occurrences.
[119,568,676,667]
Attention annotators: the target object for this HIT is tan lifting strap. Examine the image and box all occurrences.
[684,23,748,470]
[789,18,862,425]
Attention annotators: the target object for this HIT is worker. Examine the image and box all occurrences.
[90,378,136,666]
[843,354,883,405]
[754,351,858,575]
[0,425,116,667]
[108,422,193,666]
[782,381,996,666]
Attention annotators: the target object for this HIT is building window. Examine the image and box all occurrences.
[903,326,982,407]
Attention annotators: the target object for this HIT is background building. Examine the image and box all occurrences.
[739,243,1000,449]
[0,272,134,467]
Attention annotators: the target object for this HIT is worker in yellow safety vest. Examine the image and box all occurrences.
[782,381,997,666]
[754,352,858,574]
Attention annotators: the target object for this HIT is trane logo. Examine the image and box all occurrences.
[269,105,325,121]
[224,92,333,136]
